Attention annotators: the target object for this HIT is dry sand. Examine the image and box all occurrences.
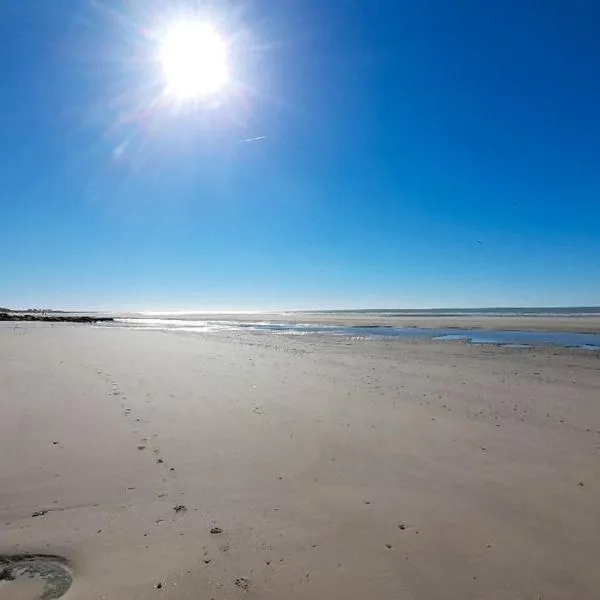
[1,323,599,599]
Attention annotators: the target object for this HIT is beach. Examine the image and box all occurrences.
[1,323,599,599]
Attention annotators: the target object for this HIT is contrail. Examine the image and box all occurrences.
[241,136,267,143]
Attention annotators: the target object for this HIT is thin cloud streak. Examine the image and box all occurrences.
[241,135,267,143]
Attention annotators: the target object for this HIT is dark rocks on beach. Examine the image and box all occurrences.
[234,577,249,590]
[173,505,187,513]
[0,567,15,581]
[0,311,114,323]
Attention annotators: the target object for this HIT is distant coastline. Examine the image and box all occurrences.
[296,306,600,317]
[3,306,599,318]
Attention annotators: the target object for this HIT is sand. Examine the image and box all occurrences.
[1,322,599,599]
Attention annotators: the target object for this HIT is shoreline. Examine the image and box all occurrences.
[239,314,600,333]
[128,312,600,334]
[3,310,600,333]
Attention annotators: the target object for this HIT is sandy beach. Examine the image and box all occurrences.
[1,323,599,599]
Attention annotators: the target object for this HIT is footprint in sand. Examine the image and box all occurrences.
[0,554,72,599]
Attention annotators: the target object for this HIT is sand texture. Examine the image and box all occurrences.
[1,323,599,599]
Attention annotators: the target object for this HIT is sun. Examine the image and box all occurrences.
[158,20,229,100]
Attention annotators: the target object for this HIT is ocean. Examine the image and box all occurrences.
[298,307,600,317]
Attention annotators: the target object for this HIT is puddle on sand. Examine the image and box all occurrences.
[433,334,471,342]
[0,555,72,600]
[1,577,47,600]
[433,331,600,350]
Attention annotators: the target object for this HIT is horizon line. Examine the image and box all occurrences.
[3,305,600,314]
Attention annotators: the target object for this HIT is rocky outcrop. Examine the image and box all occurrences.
[0,312,114,323]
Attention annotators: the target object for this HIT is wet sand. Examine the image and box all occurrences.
[1,323,599,599]
[181,312,600,333]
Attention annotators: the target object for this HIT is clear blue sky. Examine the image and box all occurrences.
[1,0,599,310]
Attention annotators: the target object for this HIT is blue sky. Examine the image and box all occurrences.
[1,0,599,310]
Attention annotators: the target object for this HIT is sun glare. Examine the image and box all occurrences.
[158,20,229,100]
